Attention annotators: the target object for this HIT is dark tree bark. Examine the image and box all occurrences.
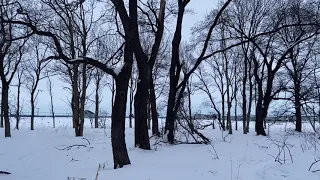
[78,64,87,136]
[150,76,159,135]
[111,40,133,169]
[242,57,247,134]
[72,64,80,134]
[47,75,55,128]
[1,82,10,137]
[15,68,23,130]
[246,60,254,133]
[30,93,35,130]
[0,104,3,128]
[94,74,100,128]
[165,0,187,144]
[146,0,166,136]
[134,62,150,149]
[129,76,134,128]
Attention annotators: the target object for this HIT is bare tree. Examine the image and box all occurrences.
[224,0,320,135]
[129,62,137,129]
[93,69,104,128]
[46,71,55,128]
[24,38,51,130]
[14,65,25,130]
[195,66,225,130]
[272,1,320,132]
[2,0,133,168]
[165,0,233,143]
[0,0,31,136]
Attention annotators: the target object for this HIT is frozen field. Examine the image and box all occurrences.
[0,117,320,180]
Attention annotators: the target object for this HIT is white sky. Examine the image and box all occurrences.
[10,0,218,116]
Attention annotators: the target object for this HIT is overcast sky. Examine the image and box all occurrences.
[12,0,218,116]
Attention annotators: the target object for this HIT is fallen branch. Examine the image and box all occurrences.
[208,143,219,159]
[309,159,320,172]
[70,158,80,162]
[0,171,11,175]
[81,138,90,145]
[56,144,87,151]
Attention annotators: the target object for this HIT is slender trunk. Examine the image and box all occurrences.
[112,79,115,111]
[78,64,87,136]
[30,93,35,130]
[2,82,10,137]
[49,80,55,128]
[71,94,76,128]
[165,1,186,144]
[242,51,248,134]
[72,64,80,135]
[318,87,320,125]
[221,92,226,130]
[227,102,232,134]
[134,64,151,150]
[246,75,254,133]
[295,103,302,132]
[129,77,133,128]
[15,82,21,130]
[95,80,99,128]
[0,103,3,128]
[294,82,302,132]
[242,79,247,134]
[165,85,176,143]
[235,97,238,131]
[150,77,159,135]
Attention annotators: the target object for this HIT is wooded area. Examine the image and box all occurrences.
[1,0,320,170]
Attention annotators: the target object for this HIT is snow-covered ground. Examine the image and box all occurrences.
[1,117,320,180]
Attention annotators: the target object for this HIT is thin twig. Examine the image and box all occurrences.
[309,159,320,172]
[56,144,87,151]
[81,137,90,145]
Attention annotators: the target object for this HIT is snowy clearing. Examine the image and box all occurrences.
[1,117,320,180]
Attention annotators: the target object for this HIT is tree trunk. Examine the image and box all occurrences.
[49,81,55,128]
[112,79,131,169]
[242,81,247,134]
[134,64,151,150]
[294,83,302,132]
[164,0,188,144]
[72,64,80,135]
[2,82,10,137]
[149,77,159,135]
[242,52,248,134]
[78,64,87,137]
[95,82,99,128]
[246,76,254,133]
[227,102,232,134]
[222,92,226,130]
[15,82,21,130]
[111,39,133,168]
[31,93,35,130]
[165,85,176,143]
[129,77,134,128]
[0,104,3,128]
[255,101,267,136]
[111,79,115,111]
[235,97,238,131]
